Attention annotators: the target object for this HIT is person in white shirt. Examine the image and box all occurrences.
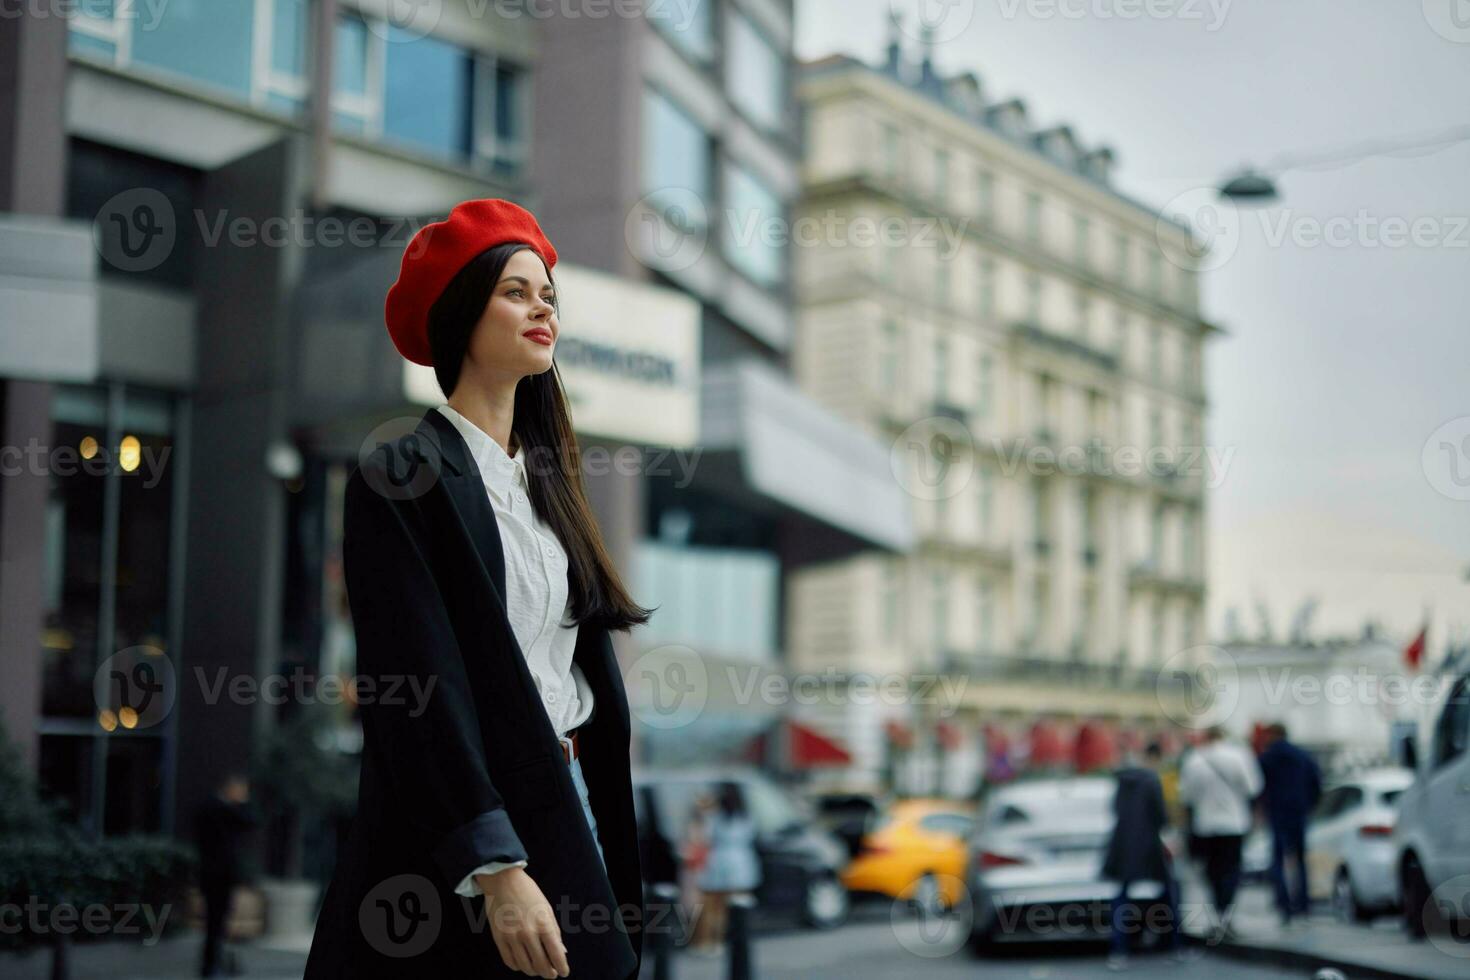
[1178,725,1264,937]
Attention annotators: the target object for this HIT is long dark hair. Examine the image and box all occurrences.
[427,242,653,633]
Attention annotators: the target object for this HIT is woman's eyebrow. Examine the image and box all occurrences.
[499,276,555,291]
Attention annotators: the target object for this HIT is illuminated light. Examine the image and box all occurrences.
[98,709,118,732]
[42,628,74,651]
[80,435,99,459]
[119,706,139,728]
[119,435,141,472]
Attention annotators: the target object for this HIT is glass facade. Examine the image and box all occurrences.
[642,88,712,230]
[725,10,783,132]
[634,541,779,661]
[39,384,182,835]
[648,0,714,63]
[383,25,474,159]
[721,161,783,287]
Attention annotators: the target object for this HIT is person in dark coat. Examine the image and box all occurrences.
[194,772,259,978]
[1101,743,1190,969]
[303,200,651,980]
[1257,722,1322,925]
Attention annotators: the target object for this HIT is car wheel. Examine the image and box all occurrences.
[803,874,849,930]
[1402,855,1430,938]
[1332,868,1372,924]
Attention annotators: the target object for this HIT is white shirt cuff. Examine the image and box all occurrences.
[454,859,529,897]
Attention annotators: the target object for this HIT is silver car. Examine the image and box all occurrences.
[964,777,1171,952]
[1305,767,1414,921]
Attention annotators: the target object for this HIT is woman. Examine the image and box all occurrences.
[304,199,652,980]
[688,782,761,955]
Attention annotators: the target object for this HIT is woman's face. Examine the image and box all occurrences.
[463,247,558,382]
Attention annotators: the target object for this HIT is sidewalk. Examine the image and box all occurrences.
[1179,877,1468,980]
[0,932,311,980]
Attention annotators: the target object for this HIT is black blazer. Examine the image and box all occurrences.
[304,407,643,979]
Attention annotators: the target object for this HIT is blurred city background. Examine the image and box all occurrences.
[0,0,1467,977]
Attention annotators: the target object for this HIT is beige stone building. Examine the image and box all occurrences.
[787,41,1221,794]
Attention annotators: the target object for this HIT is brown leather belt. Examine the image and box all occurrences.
[558,728,581,764]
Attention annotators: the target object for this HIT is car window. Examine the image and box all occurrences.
[1312,787,1345,820]
[742,778,802,835]
[1431,678,1470,769]
[1380,789,1404,806]
[1338,786,1364,813]
[918,813,974,838]
[987,803,1030,827]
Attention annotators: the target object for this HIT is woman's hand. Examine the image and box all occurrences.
[476,868,570,978]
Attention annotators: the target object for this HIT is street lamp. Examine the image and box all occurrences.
[1216,122,1470,205]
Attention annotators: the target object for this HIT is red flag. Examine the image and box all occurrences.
[1404,625,1427,671]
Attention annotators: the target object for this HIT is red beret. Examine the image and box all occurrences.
[385,198,559,366]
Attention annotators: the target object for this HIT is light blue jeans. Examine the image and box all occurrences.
[568,753,607,872]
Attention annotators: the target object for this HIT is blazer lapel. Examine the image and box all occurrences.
[416,406,510,615]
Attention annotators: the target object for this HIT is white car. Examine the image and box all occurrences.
[965,777,1172,952]
[1304,767,1415,921]
[1392,667,1470,938]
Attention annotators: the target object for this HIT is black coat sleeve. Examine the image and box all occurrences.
[343,467,526,892]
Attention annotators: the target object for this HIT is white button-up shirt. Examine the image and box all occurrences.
[435,404,596,894]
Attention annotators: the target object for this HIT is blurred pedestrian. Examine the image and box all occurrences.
[1178,726,1263,941]
[1257,722,1322,927]
[1102,743,1193,970]
[688,783,761,957]
[194,771,259,978]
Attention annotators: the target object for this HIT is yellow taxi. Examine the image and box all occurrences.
[839,798,976,913]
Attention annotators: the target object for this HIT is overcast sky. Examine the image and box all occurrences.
[795,0,1470,658]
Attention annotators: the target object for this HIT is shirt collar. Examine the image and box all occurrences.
[434,404,526,502]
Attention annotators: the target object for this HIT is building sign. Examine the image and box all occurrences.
[404,261,699,448]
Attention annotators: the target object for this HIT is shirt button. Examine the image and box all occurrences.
[544,545,554,557]
[547,692,558,703]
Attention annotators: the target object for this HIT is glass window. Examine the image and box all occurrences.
[1074,215,1090,268]
[919,813,974,837]
[721,161,784,287]
[648,0,713,63]
[130,0,257,97]
[113,392,177,657]
[1025,191,1042,245]
[932,570,947,653]
[978,258,996,319]
[977,169,994,220]
[643,88,712,228]
[1025,272,1042,321]
[882,122,900,179]
[879,319,898,391]
[934,148,949,201]
[335,13,370,97]
[382,24,473,159]
[270,0,309,77]
[725,11,783,132]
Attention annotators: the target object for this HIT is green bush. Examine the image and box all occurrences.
[0,719,196,954]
